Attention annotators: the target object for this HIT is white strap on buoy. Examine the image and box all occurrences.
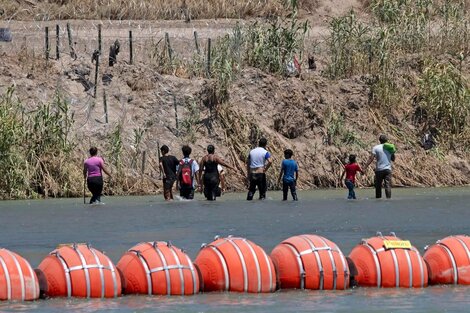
[301,235,324,290]
[363,242,382,287]
[5,250,25,300]
[284,243,305,290]
[226,238,249,292]
[153,243,171,295]
[317,236,338,290]
[412,247,425,287]
[54,252,72,297]
[167,244,185,295]
[243,238,262,293]
[183,253,198,294]
[0,250,12,300]
[73,246,91,298]
[390,249,400,287]
[454,236,470,264]
[105,255,119,297]
[209,245,230,291]
[404,249,413,287]
[437,242,458,284]
[130,249,153,295]
[89,248,105,298]
[24,255,38,299]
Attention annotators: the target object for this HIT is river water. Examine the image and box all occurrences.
[1,187,470,312]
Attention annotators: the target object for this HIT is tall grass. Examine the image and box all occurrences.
[326,0,470,145]
[1,0,306,21]
[418,61,470,138]
[0,87,78,199]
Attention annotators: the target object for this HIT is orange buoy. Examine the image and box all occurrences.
[194,236,276,293]
[348,232,428,288]
[37,243,121,298]
[423,235,470,285]
[117,241,199,295]
[270,234,350,290]
[0,248,39,301]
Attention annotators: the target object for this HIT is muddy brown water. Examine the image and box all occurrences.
[1,187,470,312]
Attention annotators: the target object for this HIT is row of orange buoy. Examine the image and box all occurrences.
[1,233,470,301]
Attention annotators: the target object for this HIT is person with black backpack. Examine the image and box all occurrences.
[176,145,199,200]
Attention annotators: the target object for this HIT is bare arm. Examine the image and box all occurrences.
[278,167,284,183]
[295,170,298,181]
[197,157,205,191]
[101,163,112,177]
[215,156,235,171]
[159,160,165,179]
[364,154,375,170]
[220,170,226,191]
[341,169,346,180]
[264,157,273,171]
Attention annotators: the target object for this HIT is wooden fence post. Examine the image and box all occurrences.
[194,31,200,54]
[103,90,108,123]
[173,94,179,134]
[93,53,100,98]
[55,24,60,60]
[66,23,76,59]
[98,24,102,55]
[206,38,211,78]
[165,32,173,63]
[45,26,49,60]
[129,30,133,64]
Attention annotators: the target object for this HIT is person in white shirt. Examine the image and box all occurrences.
[246,138,272,200]
[364,134,395,199]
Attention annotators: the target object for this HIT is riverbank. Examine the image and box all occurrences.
[1,0,469,199]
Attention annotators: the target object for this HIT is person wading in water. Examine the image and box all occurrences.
[198,145,235,201]
[159,145,179,201]
[83,147,112,204]
[364,134,396,199]
[246,138,272,200]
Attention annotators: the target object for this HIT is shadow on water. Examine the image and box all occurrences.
[0,187,469,312]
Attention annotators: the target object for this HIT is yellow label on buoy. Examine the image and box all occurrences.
[383,240,412,249]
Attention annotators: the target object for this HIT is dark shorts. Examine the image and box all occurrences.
[163,178,176,200]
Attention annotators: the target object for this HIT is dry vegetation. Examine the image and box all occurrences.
[0,0,318,21]
[0,0,469,199]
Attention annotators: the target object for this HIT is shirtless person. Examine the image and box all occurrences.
[246,138,272,200]
[198,145,235,201]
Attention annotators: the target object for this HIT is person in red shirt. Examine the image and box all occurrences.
[341,154,364,199]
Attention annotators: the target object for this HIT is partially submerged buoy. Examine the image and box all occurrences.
[37,243,121,298]
[0,248,39,301]
[271,234,350,290]
[348,232,427,288]
[117,241,199,295]
[194,236,276,293]
[424,235,470,285]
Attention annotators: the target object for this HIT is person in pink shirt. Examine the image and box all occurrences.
[341,154,364,199]
[83,147,112,204]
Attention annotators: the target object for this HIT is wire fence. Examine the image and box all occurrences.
[0,21,237,184]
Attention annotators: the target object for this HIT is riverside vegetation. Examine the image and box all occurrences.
[0,0,469,199]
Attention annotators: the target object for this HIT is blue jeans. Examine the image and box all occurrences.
[345,179,356,199]
[282,180,298,201]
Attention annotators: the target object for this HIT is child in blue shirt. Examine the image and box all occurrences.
[278,149,299,201]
